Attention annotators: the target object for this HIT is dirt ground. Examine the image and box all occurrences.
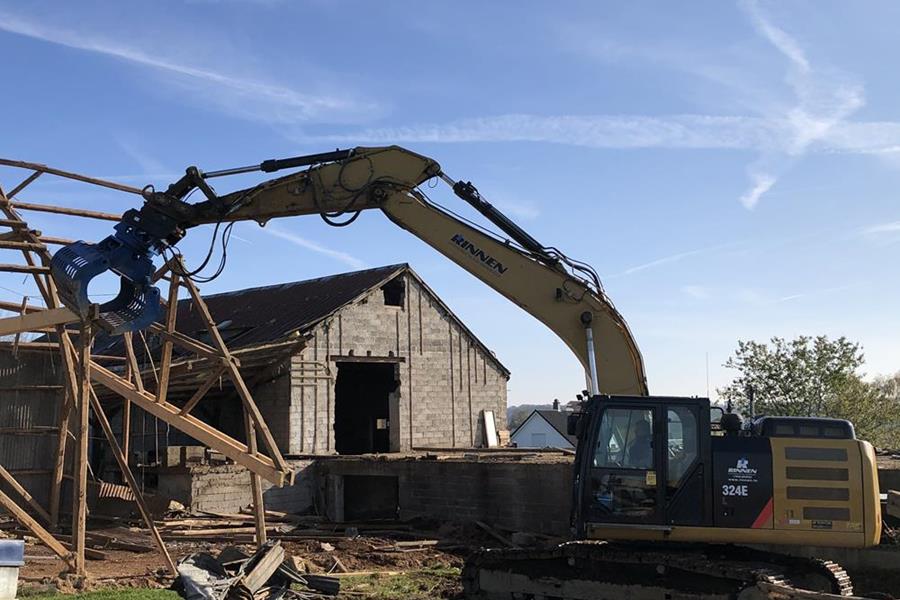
[14,518,900,598]
[16,519,484,597]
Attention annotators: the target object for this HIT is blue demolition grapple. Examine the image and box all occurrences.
[50,149,356,335]
[51,212,164,335]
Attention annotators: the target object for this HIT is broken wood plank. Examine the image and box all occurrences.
[242,541,285,593]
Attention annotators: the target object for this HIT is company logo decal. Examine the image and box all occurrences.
[450,234,508,275]
[727,457,759,483]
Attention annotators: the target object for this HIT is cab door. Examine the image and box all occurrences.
[662,402,711,525]
[583,404,664,524]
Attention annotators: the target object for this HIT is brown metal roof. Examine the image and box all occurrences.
[93,264,509,377]
[94,264,405,358]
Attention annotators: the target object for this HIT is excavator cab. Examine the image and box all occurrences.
[572,396,711,533]
[571,395,881,548]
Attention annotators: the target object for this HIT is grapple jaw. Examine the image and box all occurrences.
[50,234,163,335]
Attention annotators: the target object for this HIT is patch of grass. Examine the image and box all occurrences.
[18,589,180,600]
[338,565,462,599]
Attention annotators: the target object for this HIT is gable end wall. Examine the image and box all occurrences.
[275,273,507,454]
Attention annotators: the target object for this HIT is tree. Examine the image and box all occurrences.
[718,336,900,448]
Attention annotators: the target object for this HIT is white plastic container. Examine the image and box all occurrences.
[0,540,24,600]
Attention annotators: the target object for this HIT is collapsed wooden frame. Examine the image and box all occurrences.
[0,158,294,576]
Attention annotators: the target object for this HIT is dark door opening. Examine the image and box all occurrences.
[334,362,397,454]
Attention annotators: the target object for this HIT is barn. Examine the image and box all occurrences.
[91,263,510,464]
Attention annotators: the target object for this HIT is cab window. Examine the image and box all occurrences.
[593,408,654,469]
[589,407,657,519]
[666,407,698,487]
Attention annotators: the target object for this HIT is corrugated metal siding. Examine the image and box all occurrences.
[0,348,64,509]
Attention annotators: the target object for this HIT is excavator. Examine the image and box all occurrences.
[48,146,881,599]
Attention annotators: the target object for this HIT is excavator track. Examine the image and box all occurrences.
[462,541,855,600]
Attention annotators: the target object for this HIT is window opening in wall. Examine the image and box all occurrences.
[334,362,399,454]
[381,278,405,307]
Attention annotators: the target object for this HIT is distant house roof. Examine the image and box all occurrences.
[94,263,509,377]
[511,409,578,447]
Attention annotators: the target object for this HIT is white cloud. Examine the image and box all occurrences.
[739,171,776,209]
[614,248,707,277]
[732,0,864,208]
[862,221,900,235]
[777,283,860,303]
[262,225,366,269]
[308,114,782,150]
[0,10,375,125]
[738,0,810,73]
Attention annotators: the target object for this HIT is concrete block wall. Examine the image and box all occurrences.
[318,457,574,536]
[287,273,509,454]
[157,459,317,514]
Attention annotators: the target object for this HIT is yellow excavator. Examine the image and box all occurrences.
[49,146,881,599]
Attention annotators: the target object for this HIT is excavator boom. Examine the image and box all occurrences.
[49,145,648,396]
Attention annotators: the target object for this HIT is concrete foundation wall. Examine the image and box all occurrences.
[285,274,509,454]
[170,455,573,536]
[318,457,573,535]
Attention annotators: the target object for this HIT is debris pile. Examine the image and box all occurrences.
[175,540,339,600]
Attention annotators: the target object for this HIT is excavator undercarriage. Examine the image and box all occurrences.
[463,541,854,600]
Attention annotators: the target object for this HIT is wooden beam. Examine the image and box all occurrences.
[8,201,121,222]
[11,297,27,357]
[329,354,405,364]
[0,240,44,251]
[72,322,92,576]
[246,409,266,548]
[0,219,28,229]
[0,489,73,568]
[0,263,49,275]
[89,361,287,486]
[0,464,51,523]
[156,274,180,404]
[122,333,145,394]
[88,387,176,575]
[181,272,288,474]
[40,236,76,246]
[0,306,78,336]
[0,158,143,195]
[5,171,42,199]
[179,365,226,415]
[147,323,222,360]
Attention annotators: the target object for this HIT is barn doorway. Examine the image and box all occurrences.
[334,362,398,454]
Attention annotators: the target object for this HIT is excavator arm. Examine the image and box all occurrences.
[49,146,648,396]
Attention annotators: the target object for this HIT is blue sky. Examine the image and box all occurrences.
[0,1,897,406]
